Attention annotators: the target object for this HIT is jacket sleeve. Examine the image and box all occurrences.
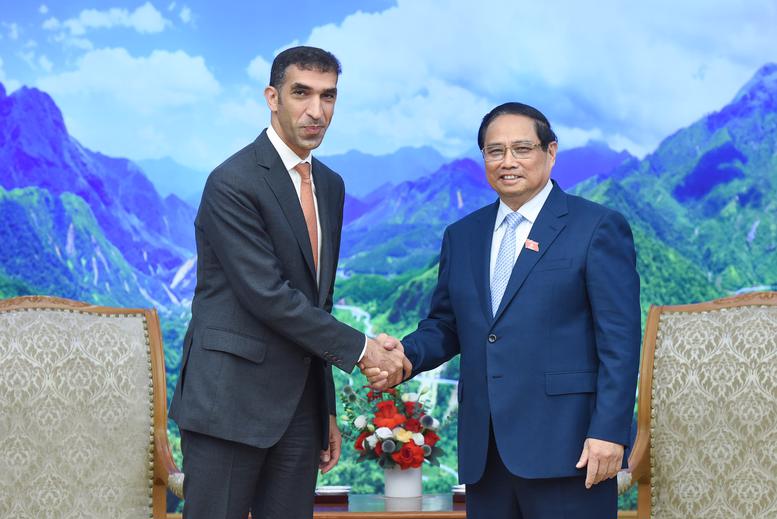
[402,227,461,376]
[584,210,641,446]
[198,171,364,374]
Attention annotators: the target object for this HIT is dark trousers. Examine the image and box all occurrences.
[467,425,617,519]
[181,370,323,519]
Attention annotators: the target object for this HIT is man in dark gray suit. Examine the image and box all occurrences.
[169,46,406,519]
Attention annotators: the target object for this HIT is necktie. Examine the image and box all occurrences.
[294,162,318,272]
[490,212,523,316]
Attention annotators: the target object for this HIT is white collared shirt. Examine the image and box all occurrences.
[489,179,553,281]
[266,125,322,285]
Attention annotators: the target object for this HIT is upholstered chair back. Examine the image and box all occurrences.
[0,297,178,519]
[627,292,777,519]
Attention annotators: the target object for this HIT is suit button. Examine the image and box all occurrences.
[488,334,497,343]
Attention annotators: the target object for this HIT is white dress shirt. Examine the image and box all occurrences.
[489,179,553,281]
[266,125,322,285]
[266,125,369,360]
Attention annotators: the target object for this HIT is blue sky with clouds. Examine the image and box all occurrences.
[0,0,775,171]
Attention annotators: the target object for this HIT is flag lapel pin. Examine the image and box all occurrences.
[524,239,539,252]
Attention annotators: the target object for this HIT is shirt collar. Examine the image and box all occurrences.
[266,124,312,172]
[493,179,553,232]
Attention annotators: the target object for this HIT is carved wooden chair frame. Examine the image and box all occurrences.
[0,296,183,518]
[623,291,777,518]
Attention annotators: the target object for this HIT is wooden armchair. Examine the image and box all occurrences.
[620,292,777,518]
[0,296,184,519]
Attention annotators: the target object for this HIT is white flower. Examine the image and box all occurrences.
[367,424,376,432]
[412,433,425,446]
[432,418,440,430]
[401,392,419,402]
[375,427,394,440]
[354,415,368,429]
[366,434,378,449]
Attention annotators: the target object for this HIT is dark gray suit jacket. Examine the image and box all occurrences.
[169,130,364,449]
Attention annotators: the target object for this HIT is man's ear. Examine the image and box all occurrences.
[547,141,558,167]
[264,85,279,111]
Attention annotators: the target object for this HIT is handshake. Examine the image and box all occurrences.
[358,333,412,390]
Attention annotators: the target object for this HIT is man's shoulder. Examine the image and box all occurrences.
[313,157,345,188]
[206,139,265,187]
[446,201,498,235]
[564,190,627,225]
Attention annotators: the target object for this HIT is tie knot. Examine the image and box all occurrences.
[504,211,523,230]
[294,162,311,182]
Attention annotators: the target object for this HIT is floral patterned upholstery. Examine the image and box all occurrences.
[0,298,179,519]
[627,294,777,519]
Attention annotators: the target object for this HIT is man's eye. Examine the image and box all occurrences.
[292,90,306,96]
[514,147,532,154]
[486,148,504,157]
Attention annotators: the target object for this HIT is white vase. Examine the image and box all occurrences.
[383,466,422,498]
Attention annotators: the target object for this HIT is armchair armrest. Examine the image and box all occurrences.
[617,470,633,495]
[154,427,184,499]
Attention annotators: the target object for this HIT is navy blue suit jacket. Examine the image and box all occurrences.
[403,182,641,484]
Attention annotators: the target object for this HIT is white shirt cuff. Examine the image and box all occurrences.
[357,336,368,362]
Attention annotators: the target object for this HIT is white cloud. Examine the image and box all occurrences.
[18,50,36,69]
[246,55,271,84]
[38,47,220,113]
[49,30,94,50]
[39,5,49,15]
[179,6,192,24]
[261,0,777,157]
[168,2,176,11]
[220,96,265,127]
[0,57,21,93]
[42,17,60,30]
[51,2,169,36]
[6,23,20,40]
[33,47,232,170]
[38,55,53,72]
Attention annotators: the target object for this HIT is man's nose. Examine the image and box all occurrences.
[306,97,323,120]
[502,149,519,168]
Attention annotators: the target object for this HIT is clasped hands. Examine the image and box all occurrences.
[358,333,412,389]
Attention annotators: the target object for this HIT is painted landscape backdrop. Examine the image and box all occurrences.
[1,60,775,510]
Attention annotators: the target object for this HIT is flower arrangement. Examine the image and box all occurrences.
[341,385,445,470]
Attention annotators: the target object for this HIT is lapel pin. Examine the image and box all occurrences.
[524,239,539,252]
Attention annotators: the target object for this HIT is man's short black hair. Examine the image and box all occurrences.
[477,102,558,150]
[269,46,342,88]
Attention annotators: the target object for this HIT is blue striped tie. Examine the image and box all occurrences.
[491,212,523,316]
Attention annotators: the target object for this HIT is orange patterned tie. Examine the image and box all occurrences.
[294,162,318,272]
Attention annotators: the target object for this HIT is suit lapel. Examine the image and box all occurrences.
[471,201,500,324]
[257,132,318,283]
[313,158,335,307]
[492,184,568,324]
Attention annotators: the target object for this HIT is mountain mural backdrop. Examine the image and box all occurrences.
[0,62,775,511]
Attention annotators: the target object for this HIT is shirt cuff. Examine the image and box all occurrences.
[357,336,368,362]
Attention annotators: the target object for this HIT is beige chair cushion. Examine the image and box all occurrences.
[0,309,154,519]
[650,305,777,518]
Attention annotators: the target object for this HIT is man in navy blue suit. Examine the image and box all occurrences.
[372,102,640,518]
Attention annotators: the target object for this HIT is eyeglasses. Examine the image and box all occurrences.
[481,142,544,162]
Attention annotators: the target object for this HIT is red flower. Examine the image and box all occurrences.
[404,418,422,433]
[392,442,425,469]
[404,401,419,417]
[423,430,440,447]
[373,400,406,428]
[354,431,370,451]
[374,439,384,457]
